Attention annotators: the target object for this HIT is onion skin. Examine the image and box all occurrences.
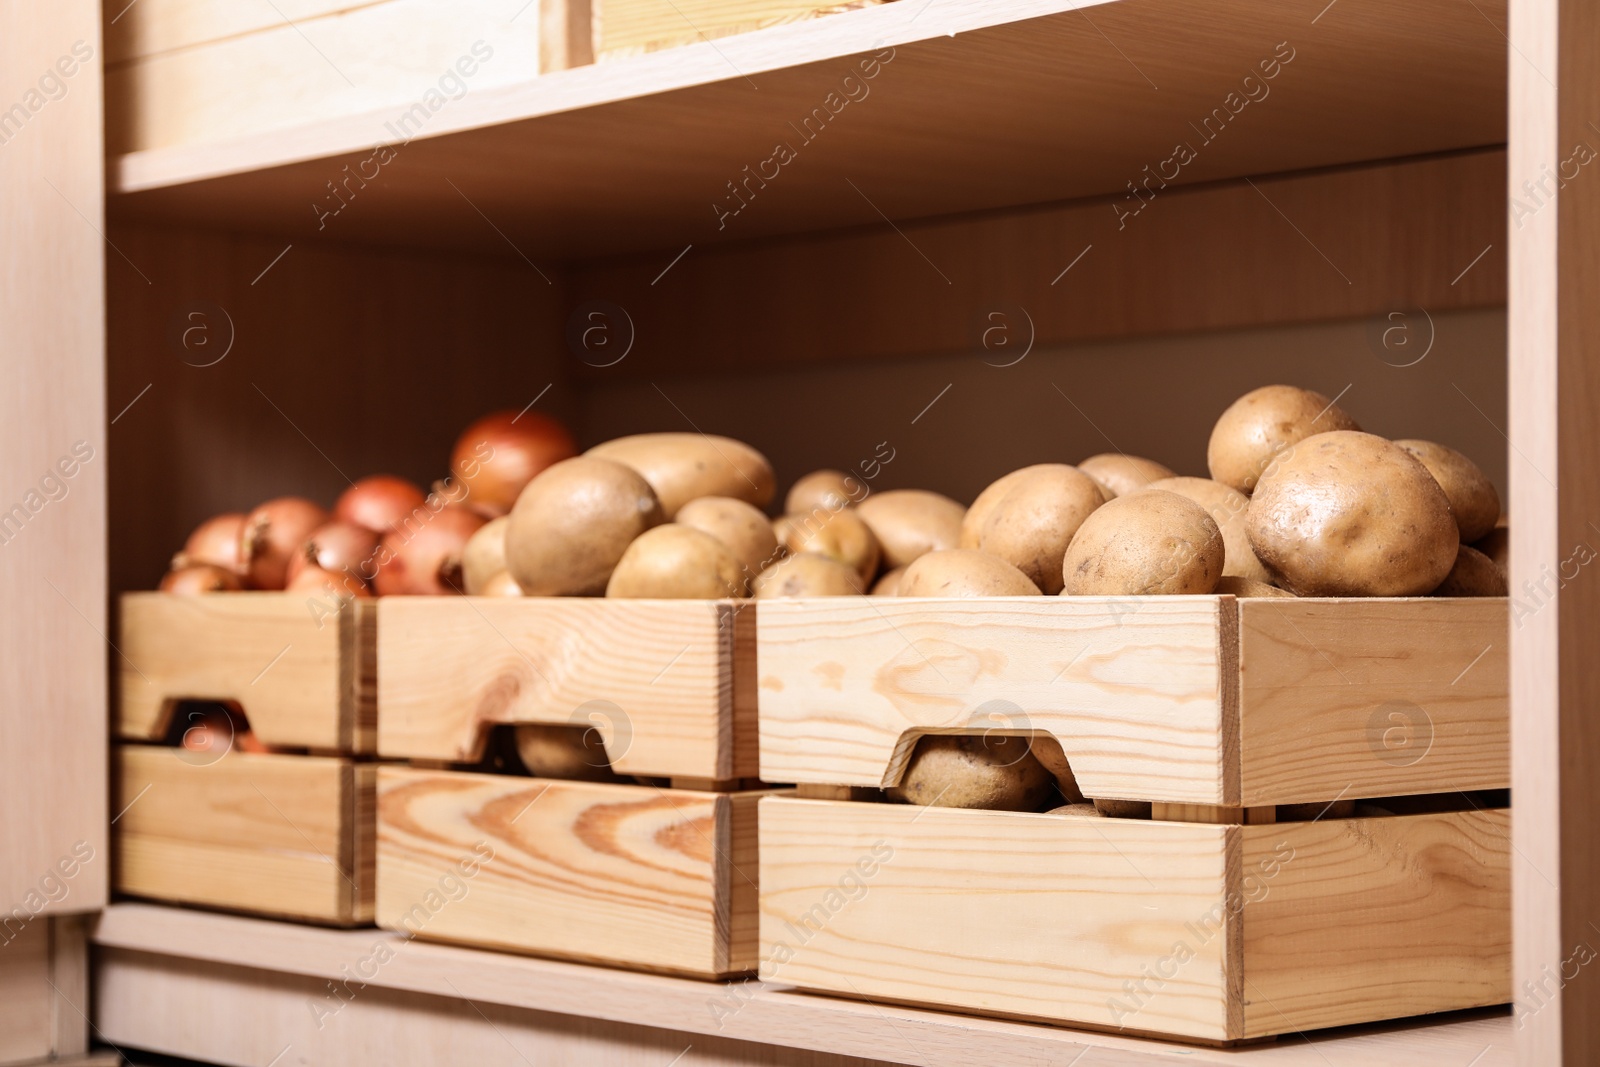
[335,475,427,533]
[286,565,372,599]
[289,521,381,586]
[451,410,578,517]
[373,505,487,595]
[161,564,244,594]
[178,706,272,755]
[172,513,248,576]
[240,497,329,590]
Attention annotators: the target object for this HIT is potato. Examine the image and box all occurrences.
[870,566,906,596]
[899,549,1041,597]
[752,552,864,597]
[505,456,664,595]
[1141,476,1270,583]
[462,515,510,594]
[514,724,616,782]
[1215,575,1293,598]
[605,524,746,598]
[785,469,862,515]
[1475,526,1510,569]
[478,569,524,596]
[855,490,966,568]
[1046,802,1105,817]
[1246,431,1458,596]
[1061,491,1224,595]
[677,496,781,580]
[887,735,1055,811]
[782,507,880,582]
[960,464,1103,594]
[1076,453,1176,498]
[1433,544,1508,597]
[587,433,775,518]
[1093,798,1153,818]
[1395,439,1502,542]
[1207,384,1361,494]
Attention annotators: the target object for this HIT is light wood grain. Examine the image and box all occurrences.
[0,921,53,1065]
[115,744,372,924]
[1240,810,1511,1037]
[91,901,1517,1065]
[0,0,108,918]
[757,596,1232,803]
[759,796,1237,1041]
[1237,598,1508,805]
[118,591,375,751]
[376,767,763,977]
[377,597,756,778]
[108,0,1505,260]
[594,0,885,60]
[103,0,397,63]
[106,0,539,154]
[48,915,90,1059]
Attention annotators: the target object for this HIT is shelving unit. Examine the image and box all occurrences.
[92,903,1516,1066]
[4,0,1593,1063]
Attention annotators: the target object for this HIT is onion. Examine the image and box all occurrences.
[172,513,249,575]
[461,516,509,594]
[335,475,427,532]
[288,521,381,587]
[287,565,372,599]
[178,705,272,755]
[451,410,577,517]
[161,564,244,595]
[240,497,329,590]
[374,505,486,595]
[478,570,524,596]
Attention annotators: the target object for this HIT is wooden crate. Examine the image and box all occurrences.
[376,767,768,977]
[114,745,375,925]
[378,597,755,782]
[755,595,1511,1042]
[114,592,377,923]
[119,591,376,753]
[541,0,889,70]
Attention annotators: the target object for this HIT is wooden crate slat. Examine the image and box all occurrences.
[114,745,370,924]
[118,592,374,752]
[1236,598,1509,805]
[591,0,884,61]
[757,596,1232,804]
[1239,810,1512,1037]
[757,796,1236,1041]
[375,767,759,977]
[377,598,754,779]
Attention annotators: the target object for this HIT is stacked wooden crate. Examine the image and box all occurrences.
[115,592,376,925]
[375,597,769,978]
[755,595,1510,1043]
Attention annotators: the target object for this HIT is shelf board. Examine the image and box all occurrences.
[107,0,1507,259]
[93,903,1512,1065]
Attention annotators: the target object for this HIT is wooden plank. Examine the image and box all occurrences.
[105,0,539,154]
[594,0,885,59]
[108,0,1505,262]
[1508,0,1600,1062]
[377,598,755,779]
[115,745,367,924]
[757,596,1232,804]
[722,790,762,975]
[91,902,1518,1065]
[0,0,108,917]
[48,915,90,1059]
[118,592,374,752]
[1236,598,1508,805]
[1239,810,1511,1038]
[0,921,53,1065]
[375,768,757,977]
[758,796,1235,1041]
[104,0,398,64]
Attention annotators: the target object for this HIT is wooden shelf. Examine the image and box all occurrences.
[93,903,1512,1065]
[108,0,1506,258]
